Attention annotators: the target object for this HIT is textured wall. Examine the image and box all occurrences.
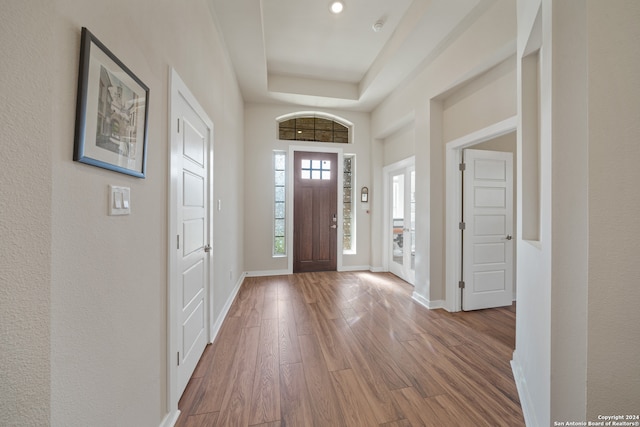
[587,0,640,417]
[0,1,53,425]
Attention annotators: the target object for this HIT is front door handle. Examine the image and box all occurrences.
[330,224,337,229]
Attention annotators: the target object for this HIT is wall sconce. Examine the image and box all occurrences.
[360,187,369,203]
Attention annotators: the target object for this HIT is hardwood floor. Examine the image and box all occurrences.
[176,272,524,427]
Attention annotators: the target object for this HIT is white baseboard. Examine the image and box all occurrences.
[511,351,537,427]
[159,410,180,427]
[339,265,371,272]
[245,269,290,277]
[246,267,387,275]
[209,274,245,344]
[412,292,446,310]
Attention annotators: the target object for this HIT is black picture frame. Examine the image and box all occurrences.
[73,27,149,178]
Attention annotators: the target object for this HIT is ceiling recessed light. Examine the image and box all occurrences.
[330,1,344,14]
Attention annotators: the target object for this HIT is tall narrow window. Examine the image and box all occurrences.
[343,155,355,254]
[273,151,286,256]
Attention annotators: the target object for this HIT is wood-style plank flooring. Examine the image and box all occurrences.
[176,271,524,427]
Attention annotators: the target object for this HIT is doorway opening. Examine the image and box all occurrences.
[445,117,517,312]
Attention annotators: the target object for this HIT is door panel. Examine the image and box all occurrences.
[176,94,210,395]
[462,149,513,311]
[474,270,506,293]
[183,172,204,206]
[183,219,204,255]
[182,300,205,357]
[475,215,506,235]
[182,260,204,307]
[294,151,337,272]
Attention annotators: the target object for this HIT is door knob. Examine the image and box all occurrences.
[330,224,337,229]
[204,244,212,252]
[505,235,513,241]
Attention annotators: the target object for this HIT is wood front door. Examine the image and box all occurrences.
[294,151,338,273]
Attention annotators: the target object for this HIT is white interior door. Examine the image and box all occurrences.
[462,149,513,310]
[388,164,415,285]
[175,92,211,396]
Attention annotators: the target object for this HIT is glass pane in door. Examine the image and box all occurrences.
[392,173,405,266]
[410,170,416,271]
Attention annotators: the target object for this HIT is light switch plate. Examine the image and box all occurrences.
[109,185,131,216]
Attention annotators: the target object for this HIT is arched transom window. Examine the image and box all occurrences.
[278,115,350,143]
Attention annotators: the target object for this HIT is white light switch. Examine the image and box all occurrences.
[109,185,131,216]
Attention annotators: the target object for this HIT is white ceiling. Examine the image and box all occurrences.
[209,0,493,112]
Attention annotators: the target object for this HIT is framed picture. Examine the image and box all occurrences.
[73,27,149,178]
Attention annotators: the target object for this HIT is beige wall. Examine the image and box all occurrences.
[587,0,640,418]
[383,125,414,167]
[0,1,54,424]
[443,57,516,143]
[244,104,372,273]
[1,1,245,426]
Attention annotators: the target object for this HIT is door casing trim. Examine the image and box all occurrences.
[445,116,517,312]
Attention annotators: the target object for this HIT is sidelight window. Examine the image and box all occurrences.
[343,155,355,254]
[273,151,286,256]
